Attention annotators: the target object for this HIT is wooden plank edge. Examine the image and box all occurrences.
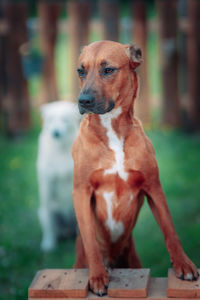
[28,298,200,300]
[29,289,88,298]
[167,289,200,299]
[29,298,89,300]
[108,289,147,298]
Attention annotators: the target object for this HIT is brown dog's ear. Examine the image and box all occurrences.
[124,44,142,69]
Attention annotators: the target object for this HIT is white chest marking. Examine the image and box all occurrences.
[100,107,128,181]
[103,192,124,242]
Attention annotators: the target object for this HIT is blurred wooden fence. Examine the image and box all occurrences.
[0,0,200,136]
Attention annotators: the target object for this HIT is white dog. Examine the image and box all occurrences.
[37,100,79,251]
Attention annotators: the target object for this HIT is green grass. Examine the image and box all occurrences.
[0,113,200,299]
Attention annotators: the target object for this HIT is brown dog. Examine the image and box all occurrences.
[72,41,198,296]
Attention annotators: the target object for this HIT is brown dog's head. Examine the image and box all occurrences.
[77,40,142,115]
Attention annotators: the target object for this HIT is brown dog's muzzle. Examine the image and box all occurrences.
[78,93,95,114]
[78,91,115,115]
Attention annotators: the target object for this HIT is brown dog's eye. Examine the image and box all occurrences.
[102,67,116,76]
[77,68,86,78]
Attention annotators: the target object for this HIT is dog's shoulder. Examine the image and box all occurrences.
[72,115,94,154]
[132,117,155,152]
[124,117,158,174]
[130,117,160,179]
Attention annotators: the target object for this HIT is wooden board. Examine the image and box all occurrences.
[28,268,200,300]
[108,269,150,298]
[29,269,89,298]
[167,269,200,298]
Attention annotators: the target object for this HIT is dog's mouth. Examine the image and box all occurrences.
[78,99,115,115]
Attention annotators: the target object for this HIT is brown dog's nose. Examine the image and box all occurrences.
[78,94,95,107]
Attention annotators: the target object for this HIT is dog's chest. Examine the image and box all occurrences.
[95,109,132,242]
[102,191,124,242]
[95,187,136,243]
[99,108,128,181]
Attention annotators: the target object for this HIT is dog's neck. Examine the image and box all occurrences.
[85,106,134,145]
[86,82,138,141]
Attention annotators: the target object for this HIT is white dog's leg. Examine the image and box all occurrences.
[38,177,57,251]
[38,205,57,251]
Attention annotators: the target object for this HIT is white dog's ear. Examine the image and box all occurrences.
[124,44,142,70]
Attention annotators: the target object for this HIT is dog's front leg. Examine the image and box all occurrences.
[146,181,198,281]
[73,186,109,296]
[38,176,57,251]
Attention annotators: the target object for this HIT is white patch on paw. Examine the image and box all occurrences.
[185,273,193,280]
[100,107,128,181]
[104,192,124,242]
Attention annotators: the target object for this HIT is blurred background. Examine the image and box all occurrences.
[0,0,200,299]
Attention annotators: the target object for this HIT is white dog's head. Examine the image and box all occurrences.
[40,101,80,142]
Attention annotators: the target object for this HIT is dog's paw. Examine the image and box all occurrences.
[89,272,109,296]
[172,253,199,281]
